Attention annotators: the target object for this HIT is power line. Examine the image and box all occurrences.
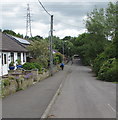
[37,0,51,16]
[54,18,84,28]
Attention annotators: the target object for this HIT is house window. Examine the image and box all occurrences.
[23,53,25,62]
[17,52,21,60]
[4,54,7,64]
[2,53,3,65]
[11,52,14,62]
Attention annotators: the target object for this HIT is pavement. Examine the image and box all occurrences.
[48,59,116,118]
[2,65,70,118]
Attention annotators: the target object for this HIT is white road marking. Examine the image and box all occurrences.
[108,104,116,112]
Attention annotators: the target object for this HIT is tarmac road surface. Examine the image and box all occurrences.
[48,59,116,118]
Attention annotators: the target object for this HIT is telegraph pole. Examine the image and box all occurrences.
[37,0,53,76]
[63,40,65,62]
[50,15,53,76]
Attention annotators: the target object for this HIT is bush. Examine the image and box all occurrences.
[98,58,118,82]
[23,62,36,70]
[2,79,10,87]
[93,53,107,75]
[54,53,63,64]
[33,62,42,71]
[22,62,42,71]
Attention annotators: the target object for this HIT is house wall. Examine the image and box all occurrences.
[1,52,8,76]
[0,52,27,76]
[8,52,11,66]
[0,52,2,76]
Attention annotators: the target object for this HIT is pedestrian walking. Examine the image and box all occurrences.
[60,63,64,70]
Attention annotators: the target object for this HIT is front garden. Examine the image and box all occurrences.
[1,63,60,98]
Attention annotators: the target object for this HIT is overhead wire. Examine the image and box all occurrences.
[37,0,52,16]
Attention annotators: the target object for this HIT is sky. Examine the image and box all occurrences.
[0,0,116,39]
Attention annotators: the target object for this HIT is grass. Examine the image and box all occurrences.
[112,82,118,84]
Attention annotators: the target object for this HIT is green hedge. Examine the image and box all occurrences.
[23,62,42,71]
[98,58,118,82]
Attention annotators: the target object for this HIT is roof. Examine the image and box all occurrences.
[10,35,30,45]
[0,32,28,52]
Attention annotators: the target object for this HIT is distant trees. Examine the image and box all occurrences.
[3,29,23,38]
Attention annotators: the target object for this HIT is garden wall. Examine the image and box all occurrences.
[1,65,60,97]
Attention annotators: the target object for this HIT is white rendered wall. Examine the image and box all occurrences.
[0,52,2,76]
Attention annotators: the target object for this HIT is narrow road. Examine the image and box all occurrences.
[48,59,116,118]
[2,65,70,118]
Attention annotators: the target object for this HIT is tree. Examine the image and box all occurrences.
[3,30,16,36]
[27,39,49,67]
[3,29,23,38]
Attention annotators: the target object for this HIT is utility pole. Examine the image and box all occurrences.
[63,40,65,62]
[49,15,53,76]
[26,4,32,38]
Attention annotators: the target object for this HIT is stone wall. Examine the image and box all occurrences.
[1,66,59,97]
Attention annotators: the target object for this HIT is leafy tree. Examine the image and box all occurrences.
[27,39,49,68]
[29,35,43,41]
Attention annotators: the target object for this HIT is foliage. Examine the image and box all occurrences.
[93,42,116,74]
[98,58,118,82]
[23,62,35,70]
[27,40,49,68]
[52,36,75,57]
[3,30,23,38]
[53,52,63,64]
[22,62,42,71]
[2,79,10,87]
[9,61,14,67]
[16,59,21,65]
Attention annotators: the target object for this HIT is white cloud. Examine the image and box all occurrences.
[54,29,86,39]
[1,0,115,38]
[1,0,116,3]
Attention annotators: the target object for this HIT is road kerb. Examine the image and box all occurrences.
[41,81,63,118]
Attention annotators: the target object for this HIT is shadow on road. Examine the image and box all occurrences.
[72,59,83,66]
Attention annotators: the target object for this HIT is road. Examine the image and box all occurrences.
[2,59,116,118]
[48,59,116,118]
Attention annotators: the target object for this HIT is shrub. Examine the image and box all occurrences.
[93,53,107,75]
[33,62,42,71]
[9,61,14,67]
[98,58,118,82]
[23,62,36,70]
[23,62,42,71]
[54,52,63,64]
[16,59,21,65]
[53,56,59,65]
[2,79,10,87]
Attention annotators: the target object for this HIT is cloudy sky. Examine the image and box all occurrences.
[0,0,116,38]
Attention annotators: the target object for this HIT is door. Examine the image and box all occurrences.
[2,53,8,76]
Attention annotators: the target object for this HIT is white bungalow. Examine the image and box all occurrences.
[0,33,30,76]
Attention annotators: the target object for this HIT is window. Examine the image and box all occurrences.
[17,52,21,60]
[2,53,3,65]
[4,54,7,64]
[11,52,14,62]
[23,53,25,62]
